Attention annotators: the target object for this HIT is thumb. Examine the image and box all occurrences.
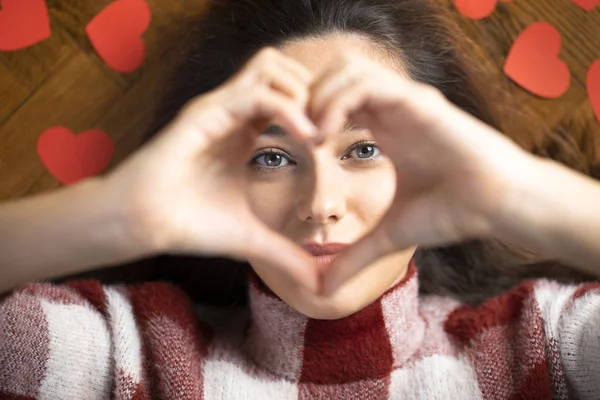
[321,220,408,296]
[241,220,320,293]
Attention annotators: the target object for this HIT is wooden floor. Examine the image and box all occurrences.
[1,0,599,201]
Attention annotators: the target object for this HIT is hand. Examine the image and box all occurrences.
[309,51,538,293]
[105,48,321,291]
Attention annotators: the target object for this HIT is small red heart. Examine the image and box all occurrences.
[0,0,51,51]
[588,60,600,124]
[571,0,600,11]
[504,22,570,99]
[454,0,513,20]
[37,127,115,185]
[85,0,151,73]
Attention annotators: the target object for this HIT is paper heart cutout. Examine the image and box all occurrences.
[85,0,151,73]
[571,0,600,11]
[454,0,513,20]
[0,0,51,51]
[37,126,115,185]
[588,60,600,124]
[503,22,570,99]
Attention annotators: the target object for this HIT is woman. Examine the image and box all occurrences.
[2,0,600,398]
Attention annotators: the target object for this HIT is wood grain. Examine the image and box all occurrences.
[0,53,123,199]
[0,63,29,124]
[0,0,599,202]
[0,21,76,89]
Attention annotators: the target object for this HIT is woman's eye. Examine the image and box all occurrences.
[348,143,381,160]
[252,151,292,168]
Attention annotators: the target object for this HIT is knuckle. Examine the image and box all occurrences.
[256,46,279,63]
[178,96,207,120]
[244,48,281,82]
[256,65,275,83]
[238,48,279,82]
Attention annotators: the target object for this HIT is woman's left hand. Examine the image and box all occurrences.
[309,51,542,294]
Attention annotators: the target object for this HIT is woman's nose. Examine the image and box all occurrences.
[296,165,347,224]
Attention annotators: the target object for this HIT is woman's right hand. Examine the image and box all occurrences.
[105,48,321,291]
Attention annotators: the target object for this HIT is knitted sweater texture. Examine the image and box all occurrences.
[1,263,599,399]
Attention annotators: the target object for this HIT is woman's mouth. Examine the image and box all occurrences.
[301,242,350,269]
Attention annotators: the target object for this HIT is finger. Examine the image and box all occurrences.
[315,78,372,137]
[253,88,318,142]
[234,63,309,111]
[251,47,313,85]
[262,63,311,109]
[178,88,316,149]
[272,51,313,86]
[309,62,363,122]
[242,220,320,293]
[321,220,402,295]
[241,48,312,108]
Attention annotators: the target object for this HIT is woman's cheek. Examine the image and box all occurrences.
[246,177,296,232]
[355,166,396,223]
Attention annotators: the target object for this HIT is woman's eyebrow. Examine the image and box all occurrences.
[262,121,363,137]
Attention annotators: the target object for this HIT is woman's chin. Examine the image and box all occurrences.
[271,268,400,320]
[288,290,368,320]
[250,249,414,320]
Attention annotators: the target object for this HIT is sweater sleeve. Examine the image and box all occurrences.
[0,279,212,400]
[535,280,600,399]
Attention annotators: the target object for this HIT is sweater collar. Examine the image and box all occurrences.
[243,260,425,384]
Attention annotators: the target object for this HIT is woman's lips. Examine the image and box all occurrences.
[301,242,350,269]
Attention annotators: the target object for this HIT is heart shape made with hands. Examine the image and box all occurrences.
[37,126,115,185]
[503,22,571,99]
[85,0,151,73]
[0,0,51,51]
[571,0,600,11]
[454,0,513,20]
[589,60,600,124]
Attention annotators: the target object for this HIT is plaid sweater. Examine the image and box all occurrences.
[1,262,600,399]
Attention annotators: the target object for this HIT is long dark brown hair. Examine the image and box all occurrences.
[129,0,595,306]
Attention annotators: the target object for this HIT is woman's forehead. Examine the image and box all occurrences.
[278,34,397,74]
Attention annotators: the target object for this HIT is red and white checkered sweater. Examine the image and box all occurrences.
[1,261,600,399]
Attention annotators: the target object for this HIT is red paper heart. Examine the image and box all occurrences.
[37,127,115,185]
[454,0,513,20]
[571,0,600,11]
[0,0,51,51]
[85,0,151,73]
[503,22,570,99]
[588,60,600,124]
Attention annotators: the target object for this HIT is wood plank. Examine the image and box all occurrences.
[440,0,597,141]
[46,0,210,88]
[4,0,600,202]
[0,53,123,200]
[0,21,76,89]
[0,63,30,124]
[25,45,185,196]
[502,0,600,84]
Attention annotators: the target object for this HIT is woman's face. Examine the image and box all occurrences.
[246,34,416,320]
